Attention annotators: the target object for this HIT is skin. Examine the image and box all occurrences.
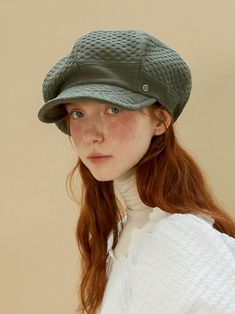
[65,99,172,181]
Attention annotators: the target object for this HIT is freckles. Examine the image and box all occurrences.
[70,125,82,146]
[108,115,137,142]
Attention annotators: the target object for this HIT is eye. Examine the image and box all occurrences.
[70,110,84,119]
[106,106,123,114]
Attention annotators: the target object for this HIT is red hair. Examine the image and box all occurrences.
[65,103,235,314]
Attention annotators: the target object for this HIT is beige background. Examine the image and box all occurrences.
[1,0,235,313]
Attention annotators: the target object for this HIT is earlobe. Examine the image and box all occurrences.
[153,108,172,136]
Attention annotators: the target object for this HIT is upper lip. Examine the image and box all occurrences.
[88,153,111,158]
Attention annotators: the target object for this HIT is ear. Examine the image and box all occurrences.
[152,108,172,136]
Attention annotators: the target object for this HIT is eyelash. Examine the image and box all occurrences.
[69,106,123,119]
[70,111,83,119]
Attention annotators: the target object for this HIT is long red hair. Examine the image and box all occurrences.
[65,103,235,314]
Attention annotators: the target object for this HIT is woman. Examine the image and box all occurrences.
[38,30,235,314]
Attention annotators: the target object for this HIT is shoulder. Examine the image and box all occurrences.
[153,212,217,247]
[153,212,226,242]
[133,212,235,267]
[156,211,215,234]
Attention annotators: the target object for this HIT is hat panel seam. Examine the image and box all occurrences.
[136,32,146,92]
[77,61,141,66]
[59,64,140,94]
[144,33,172,50]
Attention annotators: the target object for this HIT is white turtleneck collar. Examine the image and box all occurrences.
[110,167,155,259]
[109,167,172,260]
[113,167,154,224]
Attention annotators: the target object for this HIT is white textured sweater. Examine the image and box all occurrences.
[100,169,235,314]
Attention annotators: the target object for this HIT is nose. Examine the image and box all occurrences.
[82,117,105,143]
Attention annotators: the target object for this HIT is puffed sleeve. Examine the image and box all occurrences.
[127,213,235,314]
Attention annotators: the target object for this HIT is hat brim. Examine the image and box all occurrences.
[38,84,157,123]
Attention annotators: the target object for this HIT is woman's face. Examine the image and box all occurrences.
[65,100,159,181]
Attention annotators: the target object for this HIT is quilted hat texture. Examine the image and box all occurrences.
[38,30,192,134]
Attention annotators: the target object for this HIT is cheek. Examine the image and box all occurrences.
[108,115,137,143]
[70,124,83,148]
[69,113,144,148]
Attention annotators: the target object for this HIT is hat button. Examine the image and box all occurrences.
[142,84,149,92]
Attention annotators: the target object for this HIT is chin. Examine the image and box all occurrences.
[89,169,124,182]
[93,176,115,182]
[89,171,114,182]
[95,171,136,182]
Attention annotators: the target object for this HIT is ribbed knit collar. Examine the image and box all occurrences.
[113,167,154,219]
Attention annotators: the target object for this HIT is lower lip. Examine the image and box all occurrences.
[88,156,112,163]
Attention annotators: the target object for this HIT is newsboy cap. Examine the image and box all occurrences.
[38,29,192,134]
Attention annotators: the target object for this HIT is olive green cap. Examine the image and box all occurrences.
[38,30,192,134]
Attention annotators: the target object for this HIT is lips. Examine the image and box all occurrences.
[88,153,111,158]
[87,154,112,163]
